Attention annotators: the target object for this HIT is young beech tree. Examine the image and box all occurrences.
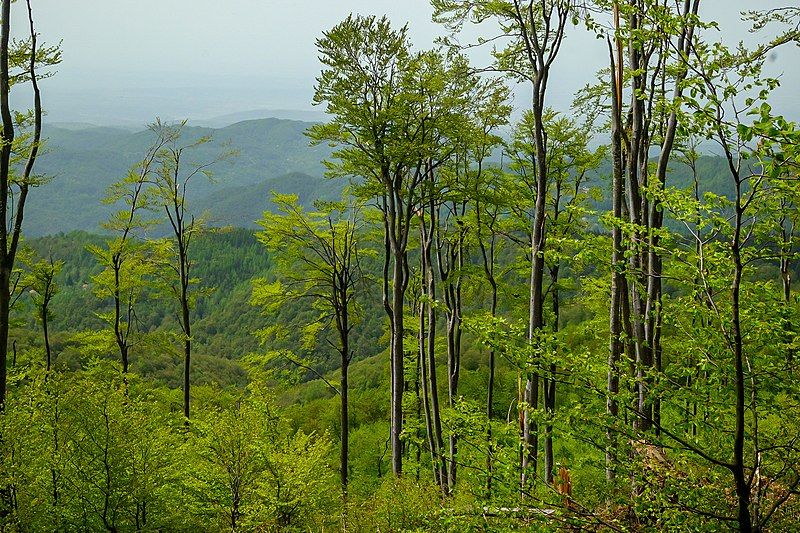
[89,122,177,374]
[0,0,60,404]
[410,54,509,494]
[309,17,412,475]
[589,0,703,483]
[151,121,226,419]
[25,256,61,372]
[252,192,365,491]
[506,109,601,484]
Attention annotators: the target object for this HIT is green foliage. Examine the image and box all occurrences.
[0,363,337,531]
[186,387,335,530]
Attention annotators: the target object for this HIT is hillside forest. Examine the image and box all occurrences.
[1,1,800,532]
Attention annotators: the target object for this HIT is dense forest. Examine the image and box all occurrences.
[1,1,799,531]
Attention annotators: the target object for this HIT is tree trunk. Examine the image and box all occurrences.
[180,244,191,419]
[0,0,14,407]
[607,30,624,482]
[43,306,51,372]
[544,265,559,485]
[486,270,498,496]
[423,213,447,493]
[113,264,129,374]
[418,266,438,485]
[182,299,191,419]
[731,176,753,533]
[340,342,349,490]
[523,108,547,487]
[390,246,404,475]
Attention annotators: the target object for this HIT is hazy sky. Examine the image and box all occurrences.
[12,0,800,126]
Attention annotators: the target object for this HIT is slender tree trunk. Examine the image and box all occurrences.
[486,270,498,496]
[390,245,404,475]
[417,283,433,472]
[422,213,447,493]
[417,260,438,485]
[607,29,625,483]
[113,264,129,374]
[0,0,41,406]
[43,307,51,372]
[438,207,464,492]
[648,0,701,436]
[180,248,191,419]
[384,184,411,477]
[340,335,349,490]
[731,174,753,533]
[544,265,559,485]
[621,2,653,435]
[182,303,191,419]
[523,125,546,487]
[0,0,15,407]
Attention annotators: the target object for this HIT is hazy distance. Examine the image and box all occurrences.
[13,0,800,127]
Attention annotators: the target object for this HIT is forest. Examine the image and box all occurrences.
[1,0,800,531]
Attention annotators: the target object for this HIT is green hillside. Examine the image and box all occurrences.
[21,228,386,388]
[25,118,336,235]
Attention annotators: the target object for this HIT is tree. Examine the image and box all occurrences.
[89,123,177,374]
[588,0,702,484]
[0,0,60,405]
[151,121,225,419]
[252,192,365,492]
[650,8,800,530]
[25,255,61,371]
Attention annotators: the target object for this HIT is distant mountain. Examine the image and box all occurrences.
[196,171,343,228]
[25,118,336,236]
[194,108,328,128]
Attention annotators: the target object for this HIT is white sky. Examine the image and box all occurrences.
[11,0,800,125]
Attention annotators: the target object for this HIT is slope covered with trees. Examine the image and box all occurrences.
[24,118,337,235]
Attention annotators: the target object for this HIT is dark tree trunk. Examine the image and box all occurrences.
[0,0,15,407]
[181,297,191,419]
[422,213,447,493]
[390,244,404,475]
[384,182,413,477]
[340,329,349,490]
[179,239,191,419]
[417,261,438,485]
[606,27,625,482]
[113,264,129,374]
[729,156,753,533]
[43,306,51,372]
[544,265,559,485]
[0,0,42,405]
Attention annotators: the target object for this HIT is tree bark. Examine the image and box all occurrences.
[544,265,559,485]
[606,27,625,483]
[422,211,448,493]
[0,0,15,406]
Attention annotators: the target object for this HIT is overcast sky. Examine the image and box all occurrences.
[11,0,800,126]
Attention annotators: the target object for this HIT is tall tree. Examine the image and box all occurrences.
[309,17,413,474]
[0,0,59,404]
[252,193,365,492]
[151,121,223,419]
[89,123,176,374]
[310,19,479,475]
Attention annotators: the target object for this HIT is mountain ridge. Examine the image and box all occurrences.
[25,117,336,236]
